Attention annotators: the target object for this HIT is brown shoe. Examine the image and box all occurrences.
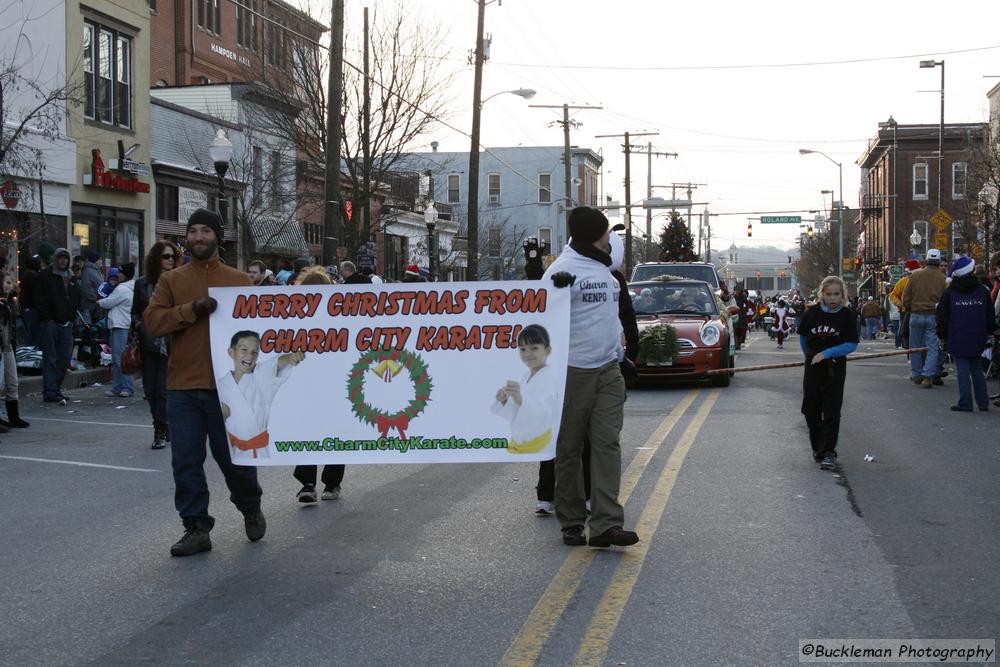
[588,526,639,548]
[921,378,932,388]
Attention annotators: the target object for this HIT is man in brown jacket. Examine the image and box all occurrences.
[902,248,948,388]
[145,209,265,557]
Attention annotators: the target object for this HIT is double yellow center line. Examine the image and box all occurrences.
[499,387,721,667]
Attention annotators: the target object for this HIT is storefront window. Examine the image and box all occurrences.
[71,203,144,270]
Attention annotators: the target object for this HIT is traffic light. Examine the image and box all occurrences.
[807,225,814,238]
[854,257,861,268]
[747,222,753,237]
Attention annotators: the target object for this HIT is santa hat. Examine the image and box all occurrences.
[949,256,974,277]
[904,259,920,273]
[405,264,421,277]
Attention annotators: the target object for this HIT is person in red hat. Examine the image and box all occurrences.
[402,263,425,283]
[889,259,921,351]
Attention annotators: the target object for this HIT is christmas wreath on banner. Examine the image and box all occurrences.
[638,324,679,366]
[347,347,433,441]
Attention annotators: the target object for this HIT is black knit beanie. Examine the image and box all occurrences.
[187,208,224,245]
[568,206,609,245]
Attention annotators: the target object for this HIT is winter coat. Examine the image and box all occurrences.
[935,274,999,358]
[902,266,947,314]
[79,261,104,317]
[98,278,134,330]
[343,272,372,285]
[0,291,18,351]
[33,267,81,324]
[131,276,166,354]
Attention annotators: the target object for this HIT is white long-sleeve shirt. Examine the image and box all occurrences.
[97,279,134,330]
[490,365,559,453]
[217,358,293,460]
[543,245,621,369]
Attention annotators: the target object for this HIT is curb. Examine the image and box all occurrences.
[19,367,113,397]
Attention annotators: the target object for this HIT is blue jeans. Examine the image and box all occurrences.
[21,308,41,347]
[890,320,901,347]
[109,327,134,395]
[908,313,939,379]
[953,356,989,410]
[166,389,262,528]
[865,317,879,340]
[40,320,73,400]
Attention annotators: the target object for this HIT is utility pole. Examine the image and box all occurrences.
[529,103,602,249]
[595,131,658,275]
[466,0,487,281]
[361,6,371,247]
[322,0,345,266]
[645,144,678,261]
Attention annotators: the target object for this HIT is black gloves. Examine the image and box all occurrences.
[191,297,218,318]
[620,358,639,391]
[551,272,576,288]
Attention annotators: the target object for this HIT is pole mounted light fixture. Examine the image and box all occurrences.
[480,88,536,108]
[798,148,844,278]
[209,129,234,225]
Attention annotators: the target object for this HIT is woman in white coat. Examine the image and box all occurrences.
[97,262,135,397]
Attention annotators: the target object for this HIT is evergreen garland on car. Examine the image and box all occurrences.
[638,324,679,365]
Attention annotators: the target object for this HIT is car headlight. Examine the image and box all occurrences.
[700,323,721,346]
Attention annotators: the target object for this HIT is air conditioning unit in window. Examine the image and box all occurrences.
[489,194,500,204]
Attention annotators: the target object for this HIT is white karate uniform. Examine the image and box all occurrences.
[490,365,559,454]
[217,358,293,460]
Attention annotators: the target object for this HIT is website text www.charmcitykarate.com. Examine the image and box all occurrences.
[274,436,509,453]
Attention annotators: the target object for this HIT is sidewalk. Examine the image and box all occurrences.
[18,366,112,397]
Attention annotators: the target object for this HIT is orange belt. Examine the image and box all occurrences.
[228,431,269,458]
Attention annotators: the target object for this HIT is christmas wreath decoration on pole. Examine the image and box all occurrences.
[347,347,433,441]
[638,324,679,366]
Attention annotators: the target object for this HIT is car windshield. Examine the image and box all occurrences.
[630,264,719,288]
[630,283,719,316]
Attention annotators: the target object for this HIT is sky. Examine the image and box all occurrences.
[307,0,1000,252]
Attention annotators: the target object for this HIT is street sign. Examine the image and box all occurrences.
[842,271,855,280]
[931,209,952,230]
[760,216,802,224]
[888,265,905,279]
[933,232,950,249]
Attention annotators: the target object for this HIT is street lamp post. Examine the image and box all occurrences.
[467,87,536,281]
[799,149,844,278]
[919,60,945,214]
[424,200,438,282]
[209,128,234,242]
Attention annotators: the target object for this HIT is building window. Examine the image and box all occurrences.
[538,227,552,252]
[156,184,178,221]
[913,220,929,254]
[237,0,258,50]
[487,226,501,256]
[84,21,132,128]
[447,174,460,203]
[197,0,221,34]
[252,146,263,199]
[538,173,551,203]
[270,150,281,202]
[590,174,599,207]
[147,0,156,10]
[952,162,967,200]
[488,173,501,205]
[913,163,928,200]
[268,20,287,68]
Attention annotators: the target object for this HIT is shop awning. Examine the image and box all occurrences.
[248,217,310,258]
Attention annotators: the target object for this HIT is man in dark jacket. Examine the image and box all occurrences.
[33,248,80,404]
[79,251,104,324]
[339,261,371,285]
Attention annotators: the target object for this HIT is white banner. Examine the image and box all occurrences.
[208,281,570,465]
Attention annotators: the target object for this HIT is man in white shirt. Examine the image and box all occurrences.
[97,262,135,397]
[543,206,639,548]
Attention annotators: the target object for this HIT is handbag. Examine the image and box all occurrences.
[120,324,143,375]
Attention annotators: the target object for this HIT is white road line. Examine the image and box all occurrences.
[30,417,153,429]
[0,455,160,473]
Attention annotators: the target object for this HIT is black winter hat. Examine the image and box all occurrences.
[187,208,224,244]
[568,206,609,245]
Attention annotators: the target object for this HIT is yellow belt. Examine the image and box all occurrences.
[507,428,552,454]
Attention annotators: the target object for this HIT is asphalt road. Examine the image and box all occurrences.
[1,330,997,666]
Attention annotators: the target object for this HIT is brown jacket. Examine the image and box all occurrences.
[860,300,881,318]
[144,256,251,390]
[901,265,946,315]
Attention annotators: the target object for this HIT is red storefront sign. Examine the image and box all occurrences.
[84,148,150,194]
[0,181,22,209]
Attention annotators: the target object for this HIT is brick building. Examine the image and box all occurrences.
[856,120,987,291]
[149,0,326,87]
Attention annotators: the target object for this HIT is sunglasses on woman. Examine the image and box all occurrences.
[160,253,176,260]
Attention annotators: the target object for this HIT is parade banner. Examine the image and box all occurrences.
[208,281,570,465]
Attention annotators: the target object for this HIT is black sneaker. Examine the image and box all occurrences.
[170,528,212,557]
[588,526,640,548]
[244,511,266,541]
[932,377,944,386]
[297,485,317,503]
[819,455,837,470]
[562,525,586,546]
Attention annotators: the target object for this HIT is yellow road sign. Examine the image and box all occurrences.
[931,209,952,230]
[933,232,950,249]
